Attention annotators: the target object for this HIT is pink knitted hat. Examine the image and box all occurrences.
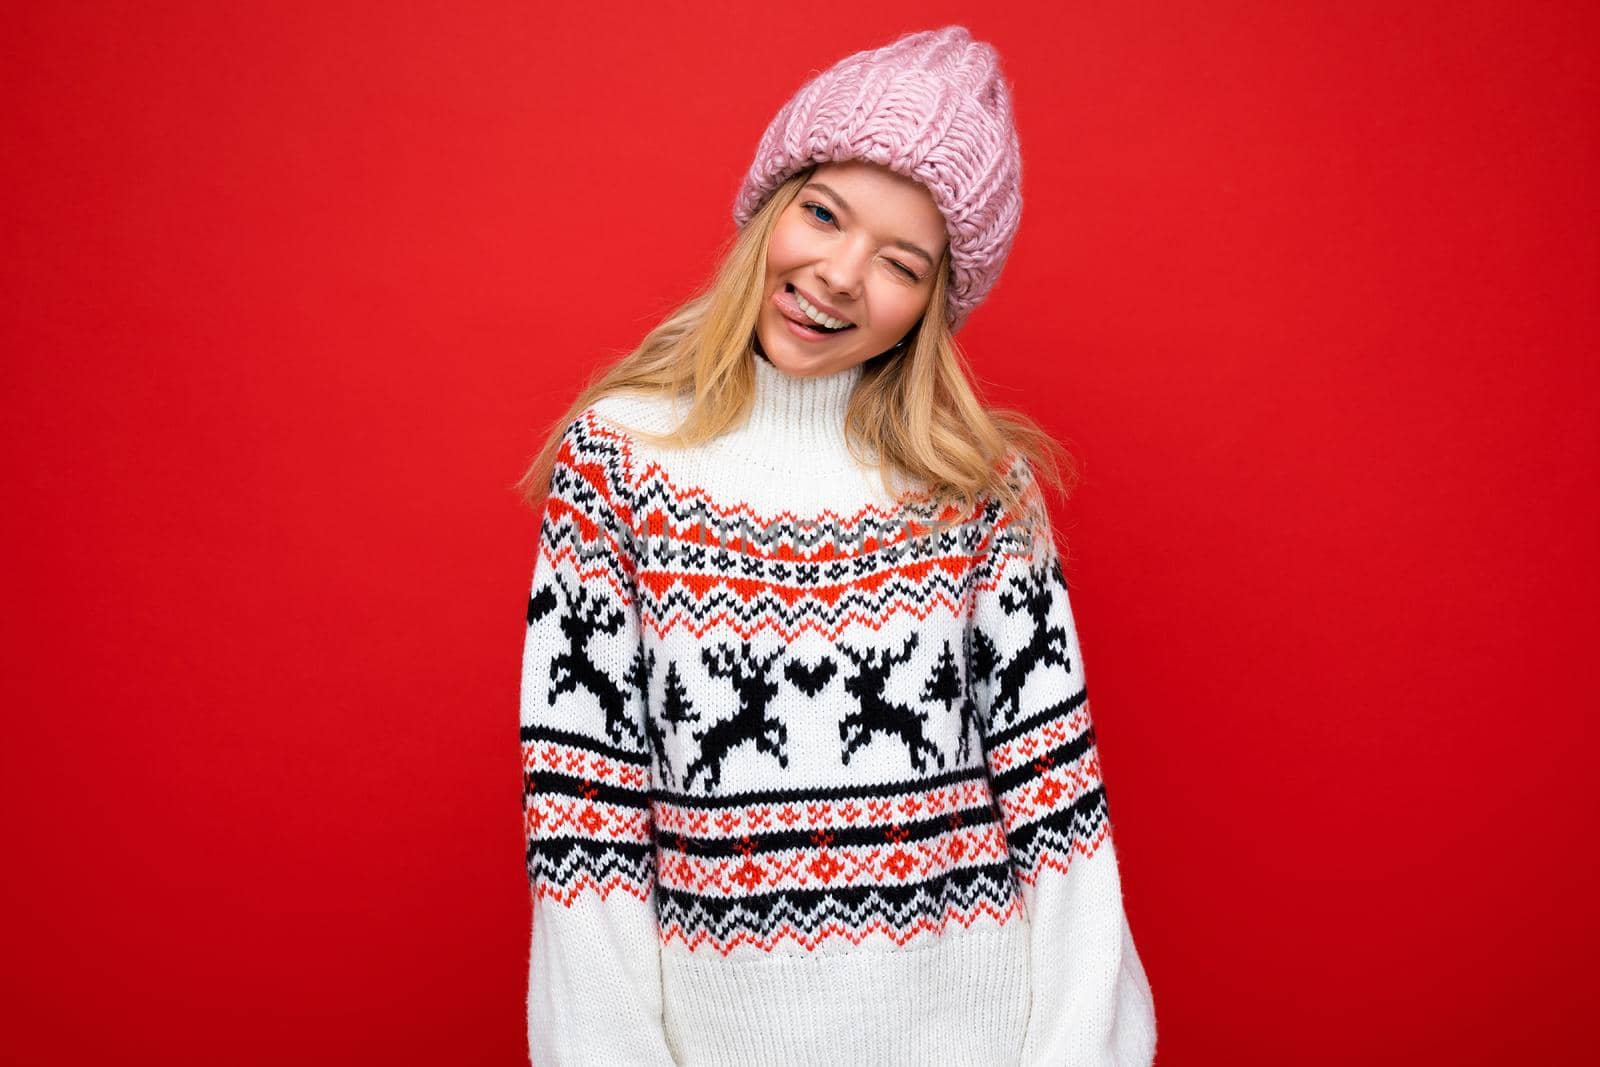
[732,25,1023,334]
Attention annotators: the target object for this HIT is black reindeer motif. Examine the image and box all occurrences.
[838,632,945,773]
[986,561,1073,727]
[528,574,642,749]
[682,642,788,793]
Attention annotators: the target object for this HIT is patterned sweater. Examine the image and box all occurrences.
[520,350,1157,1067]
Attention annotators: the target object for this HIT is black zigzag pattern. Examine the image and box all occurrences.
[655,865,1022,948]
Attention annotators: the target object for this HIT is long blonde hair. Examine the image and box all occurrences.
[511,165,1078,524]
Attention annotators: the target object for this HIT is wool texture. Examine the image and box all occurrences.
[521,351,1157,1066]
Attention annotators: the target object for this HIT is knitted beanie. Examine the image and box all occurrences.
[732,25,1024,334]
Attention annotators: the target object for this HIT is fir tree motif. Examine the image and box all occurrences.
[651,659,701,790]
[922,638,977,765]
[921,640,963,706]
[659,659,699,730]
[966,630,992,687]
[969,625,1000,723]
[631,647,675,789]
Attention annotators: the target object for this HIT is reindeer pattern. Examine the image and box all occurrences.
[528,476,1082,797]
[527,568,645,751]
[976,554,1080,732]
[636,579,1081,795]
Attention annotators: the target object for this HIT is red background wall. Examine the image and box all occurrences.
[3,2,1595,1063]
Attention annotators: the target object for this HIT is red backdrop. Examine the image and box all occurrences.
[3,2,1595,1064]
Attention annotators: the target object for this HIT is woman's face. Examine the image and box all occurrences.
[757,160,949,378]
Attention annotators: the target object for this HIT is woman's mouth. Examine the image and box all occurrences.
[774,283,857,338]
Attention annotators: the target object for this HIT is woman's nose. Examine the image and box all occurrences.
[816,252,866,300]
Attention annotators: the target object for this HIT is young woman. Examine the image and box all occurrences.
[514,25,1157,1067]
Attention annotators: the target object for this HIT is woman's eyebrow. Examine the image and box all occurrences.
[804,182,936,266]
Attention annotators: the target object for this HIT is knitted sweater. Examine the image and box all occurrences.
[520,350,1157,1067]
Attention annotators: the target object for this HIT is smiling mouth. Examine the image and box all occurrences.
[783,283,856,333]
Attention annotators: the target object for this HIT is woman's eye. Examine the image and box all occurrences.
[803,202,836,226]
[803,202,919,280]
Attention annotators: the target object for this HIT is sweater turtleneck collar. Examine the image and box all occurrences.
[735,348,867,473]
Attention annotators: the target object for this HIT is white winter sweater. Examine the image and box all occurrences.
[520,350,1157,1066]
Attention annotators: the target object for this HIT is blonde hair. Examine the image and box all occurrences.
[511,166,1078,525]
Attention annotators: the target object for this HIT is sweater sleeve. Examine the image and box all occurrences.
[971,458,1158,1067]
[520,414,677,1067]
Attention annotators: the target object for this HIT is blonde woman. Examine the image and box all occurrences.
[515,25,1157,1067]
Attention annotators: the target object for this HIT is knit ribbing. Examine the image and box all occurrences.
[589,351,910,517]
[743,350,863,463]
[693,350,874,484]
[661,924,1031,1067]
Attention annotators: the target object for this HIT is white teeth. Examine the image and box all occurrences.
[793,289,850,329]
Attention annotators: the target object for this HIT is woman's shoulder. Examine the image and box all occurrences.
[548,388,688,471]
[579,386,689,442]
[551,388,690,512]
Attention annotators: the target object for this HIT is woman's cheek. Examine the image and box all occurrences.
[767,219,812,265]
